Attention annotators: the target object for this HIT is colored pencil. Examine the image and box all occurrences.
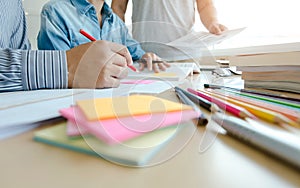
[174,88,208,126]
[174,87,220,113]
[223,89,300,109]
[201,89,300,128]
[79,29,137,72]
[187,88,255,120]
[206,88,300,124]
[204,83,300,104]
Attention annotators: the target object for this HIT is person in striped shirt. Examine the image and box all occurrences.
[0,0,132,92]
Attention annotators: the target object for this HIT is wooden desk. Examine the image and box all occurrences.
[0,74,299,188]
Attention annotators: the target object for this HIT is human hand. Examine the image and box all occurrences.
[66,40,132,88]
[208,22,228,35]
[138,53,170,73]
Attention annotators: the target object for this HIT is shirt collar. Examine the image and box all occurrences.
[70,0,113,18]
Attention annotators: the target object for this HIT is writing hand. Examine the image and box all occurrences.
[66,40,132,88]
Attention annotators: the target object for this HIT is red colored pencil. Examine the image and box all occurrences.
[187,88,256,119]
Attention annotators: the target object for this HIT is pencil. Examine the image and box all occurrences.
[174,87,220,113]
[204,83,300,104]
[206,88,300,124]
[137,59,165,64]
[223,88,300,109]
[202,89,300,128]
[212,112,300,170]
[187,88,255,120]
[174,88,208,126]
[79,29,138,72]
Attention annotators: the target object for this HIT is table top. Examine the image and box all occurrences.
[0,73,299,188]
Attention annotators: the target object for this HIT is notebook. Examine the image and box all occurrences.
[34,122,180,167]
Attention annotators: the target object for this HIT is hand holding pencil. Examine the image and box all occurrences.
[138,53,170,73]
[66,29,132,88]
[79,29,137,72]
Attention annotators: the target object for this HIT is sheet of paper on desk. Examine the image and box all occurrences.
[119,80,174,94]
[127,64,193,81]
[0,81,179,140]
[0,89,116,139]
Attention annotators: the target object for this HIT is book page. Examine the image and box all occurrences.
[168,28,245,48]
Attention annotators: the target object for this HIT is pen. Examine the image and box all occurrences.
[174,87,220,113]
[204,83,300,104]
[212,112,300,169]
[174,87,208,126]
[79,29,138,72]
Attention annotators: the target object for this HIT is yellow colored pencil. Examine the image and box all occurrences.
[201,89,300,128]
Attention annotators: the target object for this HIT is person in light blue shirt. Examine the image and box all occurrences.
[38,0,169,72]
[0,0,134,92]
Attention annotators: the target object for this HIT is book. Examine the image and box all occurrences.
[209,42,300,57]
[237,65,300,72]
[60,106,199,145]
[229,51,300,66]
[33,122,181,167]
[242,70,300,82]
[244,80,300,94]
[170,62,200,73]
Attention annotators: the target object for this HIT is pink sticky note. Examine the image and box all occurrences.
[66,120,89,136]
[60,106,199,145]
[121,80,156,84]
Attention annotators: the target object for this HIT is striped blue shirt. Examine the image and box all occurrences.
[0,0,68,92]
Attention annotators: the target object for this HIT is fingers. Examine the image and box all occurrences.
[110,65,128,79]
[96,63,128,88]
[209,23,228,35]
[146,56,153,71]
[139,53,171,72]
[139,62,146,72]
[96,75,121,88]
[109,42,133,66]
[111,53,127,67]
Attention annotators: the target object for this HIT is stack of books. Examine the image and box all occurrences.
[229,43,300,93]
[34,95,199,166]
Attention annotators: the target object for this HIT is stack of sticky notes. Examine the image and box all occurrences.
[34,95,199,166]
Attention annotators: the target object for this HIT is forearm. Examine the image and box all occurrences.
[111,0,128,21]
[0,49,68,92]
[197,0,218,30]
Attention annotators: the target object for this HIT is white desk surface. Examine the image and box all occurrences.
[0,74,299,188]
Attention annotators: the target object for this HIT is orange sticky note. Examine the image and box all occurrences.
[76,95,193,121]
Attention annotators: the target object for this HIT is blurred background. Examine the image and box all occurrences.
[23,0,300,49]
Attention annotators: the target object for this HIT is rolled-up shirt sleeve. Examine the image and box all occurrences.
[0,49,68,92]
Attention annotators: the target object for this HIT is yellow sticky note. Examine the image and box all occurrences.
[152,72,177,78]
[77,95,192,121]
